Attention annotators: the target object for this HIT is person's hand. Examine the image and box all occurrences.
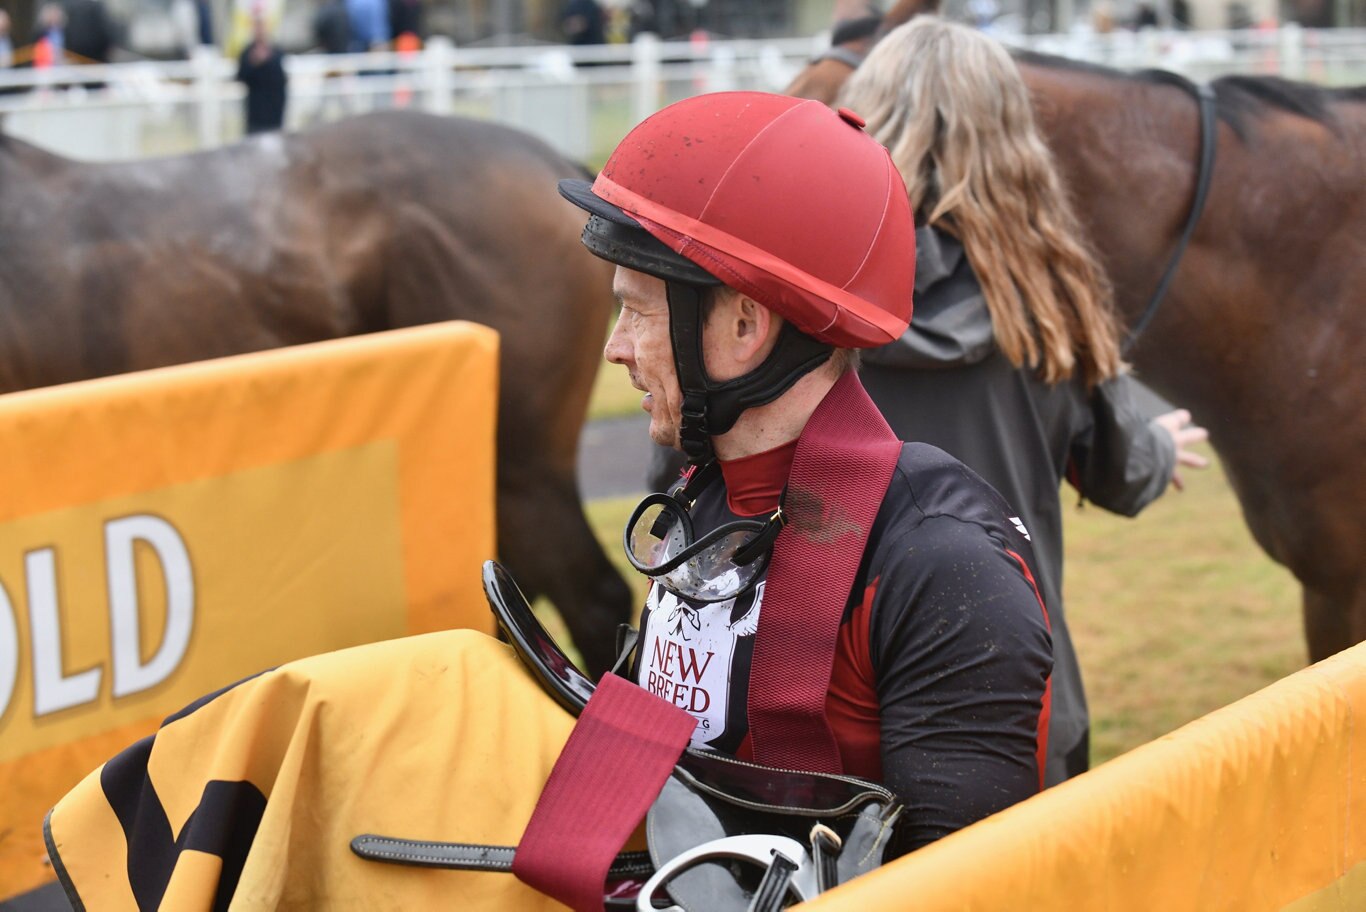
[1152,408,1209,491]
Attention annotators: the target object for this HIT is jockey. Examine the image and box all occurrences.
[44,92,1054,911]
[559,91,1053,853]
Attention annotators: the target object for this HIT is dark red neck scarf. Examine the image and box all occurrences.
[718,438,798,516]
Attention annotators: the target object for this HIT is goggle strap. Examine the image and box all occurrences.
[673,460,721,507]
[666,282,715,463]
[626,505,768,578]
[647,508,675,541]
[643,460,720,544]
[625,493,697,577]
[732,508,785,567]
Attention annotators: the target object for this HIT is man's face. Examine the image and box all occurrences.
[605,267,683,449]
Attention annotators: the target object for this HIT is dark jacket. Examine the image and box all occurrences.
[561,0,607,45]
[62,0,116,62]
[236,44,288,134]
[388,0,422,39]
[313,0,352,54]
[859,225,1175,783]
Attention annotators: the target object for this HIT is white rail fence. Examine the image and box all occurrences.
[1,26,1363,164]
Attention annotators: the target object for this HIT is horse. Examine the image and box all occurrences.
[0,110,631,676]
[786,9,1366,663]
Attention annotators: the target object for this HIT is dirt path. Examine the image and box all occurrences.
[576,414,653,500]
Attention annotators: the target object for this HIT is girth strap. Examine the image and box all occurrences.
[512,673,696,911]
[747,371,902,773]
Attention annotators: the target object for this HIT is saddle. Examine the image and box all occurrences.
[351,561,904,911]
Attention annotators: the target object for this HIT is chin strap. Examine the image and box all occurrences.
[665,282,834,463]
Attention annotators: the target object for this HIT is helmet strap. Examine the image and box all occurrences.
[666,282,715,462]
[665,282,835,464]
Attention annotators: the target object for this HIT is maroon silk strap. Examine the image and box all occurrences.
[512,673,696,911]
[747,371,902,773]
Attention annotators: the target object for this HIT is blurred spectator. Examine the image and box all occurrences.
[1091,1,1116,33]
[314,0,353,53]
[628,0,658,37]
[33,3,66,67]
[561,0,606,44]
[630,0,704,39]
[236,14,287,134]
[389,0,423,45]
[1133,1,1159,28]
[1172,0,1191,27]
[172,0,214,54]
[195,0,214,45]
[1288,0,1333,26]
[61,0,117,63]
[0,10,13,68]
[346,0,391,51]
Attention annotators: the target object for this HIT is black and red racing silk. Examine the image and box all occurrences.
[512,372,901,906]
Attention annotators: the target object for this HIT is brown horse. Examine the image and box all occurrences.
[787,15,1366,662]
[0,110,631,675]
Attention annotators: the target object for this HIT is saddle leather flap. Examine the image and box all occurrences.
[483,560,595,715]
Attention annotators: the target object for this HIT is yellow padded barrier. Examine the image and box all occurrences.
[0,322,498,898]
[803,641,1366,911]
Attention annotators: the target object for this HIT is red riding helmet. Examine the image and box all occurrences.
[563,91,914,347]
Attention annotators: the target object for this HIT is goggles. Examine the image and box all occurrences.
[623,462,785,603]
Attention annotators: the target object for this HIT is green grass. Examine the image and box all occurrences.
[1063,459,1302,764]
[586,90,636,172]
[549,451,1302,770]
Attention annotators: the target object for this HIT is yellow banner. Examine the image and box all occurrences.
[804,642,1366,912]
[0,322,498,897]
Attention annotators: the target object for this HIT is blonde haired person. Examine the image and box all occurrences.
[838,17,1207,785]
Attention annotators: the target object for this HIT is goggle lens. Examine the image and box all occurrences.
[623,489,782,604]
[651,529,770,602]
[627,499,691,570]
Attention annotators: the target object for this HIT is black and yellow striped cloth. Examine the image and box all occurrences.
[45,630,577,911]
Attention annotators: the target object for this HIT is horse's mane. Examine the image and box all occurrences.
[1011,47,1365,138]
[832,14,882,46]
[1210,75,1366,131]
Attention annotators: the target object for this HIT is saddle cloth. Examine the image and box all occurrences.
[45,630,588,911]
